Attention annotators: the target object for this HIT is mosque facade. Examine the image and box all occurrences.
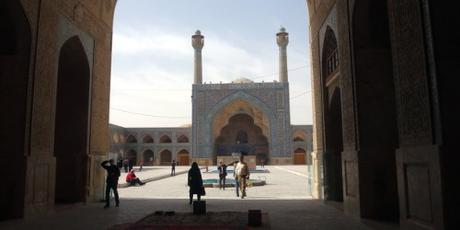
[109,28,311,166]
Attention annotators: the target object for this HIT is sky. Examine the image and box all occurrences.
[110,0,312,127]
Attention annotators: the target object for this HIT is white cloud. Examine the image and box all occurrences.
[110,25,312,127]
[112,28,190,57]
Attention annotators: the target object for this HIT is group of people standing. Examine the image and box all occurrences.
[217,155,250,198]
[186,155,250,205]
[100,155,251,208]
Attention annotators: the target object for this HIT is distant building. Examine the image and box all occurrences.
[109,123,311,166]
[109,28,312,166]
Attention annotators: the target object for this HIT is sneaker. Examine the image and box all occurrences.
[104,205,109,209]
[116,203,119,207]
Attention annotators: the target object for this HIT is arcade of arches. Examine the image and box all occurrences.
[1,1,459,229]
[108,125,195,167]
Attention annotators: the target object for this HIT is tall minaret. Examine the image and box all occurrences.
[192,30,204,84]
[276,27,289,82]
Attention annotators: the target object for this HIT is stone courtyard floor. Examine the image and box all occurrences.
[0,165,382,230]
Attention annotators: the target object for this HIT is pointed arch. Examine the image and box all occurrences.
[159,135,172,143]
[322,26,339,82]
[177,134,189,143]
[143,135,154,143]
[126,134,137,143]
[293,129,307,142]
[321,24,344,203]
[54,35,91,204]
[159,149,172,165]
[142,149,154,166]
[177,149,190,166]
[127,149,137,165]
[293,148,307,165]
[206,91,276,145]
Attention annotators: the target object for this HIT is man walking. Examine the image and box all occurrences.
[101,159,120,208]
[235,155,250,198]
[218,161,228,190]
[232,160,240,197]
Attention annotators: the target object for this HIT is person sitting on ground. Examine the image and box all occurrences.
[126,169,145,186]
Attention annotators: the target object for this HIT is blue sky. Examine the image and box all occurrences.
[110,0,312,127]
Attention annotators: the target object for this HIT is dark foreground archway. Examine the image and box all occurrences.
[352,0,399,220]
[0,0,31,220]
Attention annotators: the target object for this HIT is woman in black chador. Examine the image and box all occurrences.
[187,162,204,204]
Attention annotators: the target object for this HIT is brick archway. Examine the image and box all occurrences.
[0,0,31,220]
[159,149,172,166]
[177,149,189,166]
[126,135,137,143]
[54,36,90,204]
[143,135,153,143]
[293,148,307,165]
[159,135,172,143]
[143,149,154,166]
[214,114,268,164]
[127,149,137,165]
[321,27,343,203]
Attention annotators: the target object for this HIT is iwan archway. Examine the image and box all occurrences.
[214,113,269,164]
[208,97,274,165]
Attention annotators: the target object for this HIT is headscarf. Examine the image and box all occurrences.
[189,162,201,176]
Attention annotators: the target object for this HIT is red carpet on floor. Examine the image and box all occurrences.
[109,211,269,230]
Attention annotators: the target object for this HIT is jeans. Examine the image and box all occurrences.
[234,177,240,197]
[105,181,119,206]
[219,175,226,189]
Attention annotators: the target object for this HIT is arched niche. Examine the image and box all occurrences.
[159,149,172,165]
[177,149,190,166]
[321,26,344,203]
[214,114,269,164]
[177,134,189,143]
[126,135,137,143]
[143,149,154,166]
[54,36,91,204]
[143,135,154,143]
[293,148,307,165]
[127,149,137,165]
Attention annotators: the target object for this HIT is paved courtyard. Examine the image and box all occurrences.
[0,165,381,230]
[119,165,312,200]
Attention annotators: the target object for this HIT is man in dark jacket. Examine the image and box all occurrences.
[101,159,120,208]
[171,160,176,176]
